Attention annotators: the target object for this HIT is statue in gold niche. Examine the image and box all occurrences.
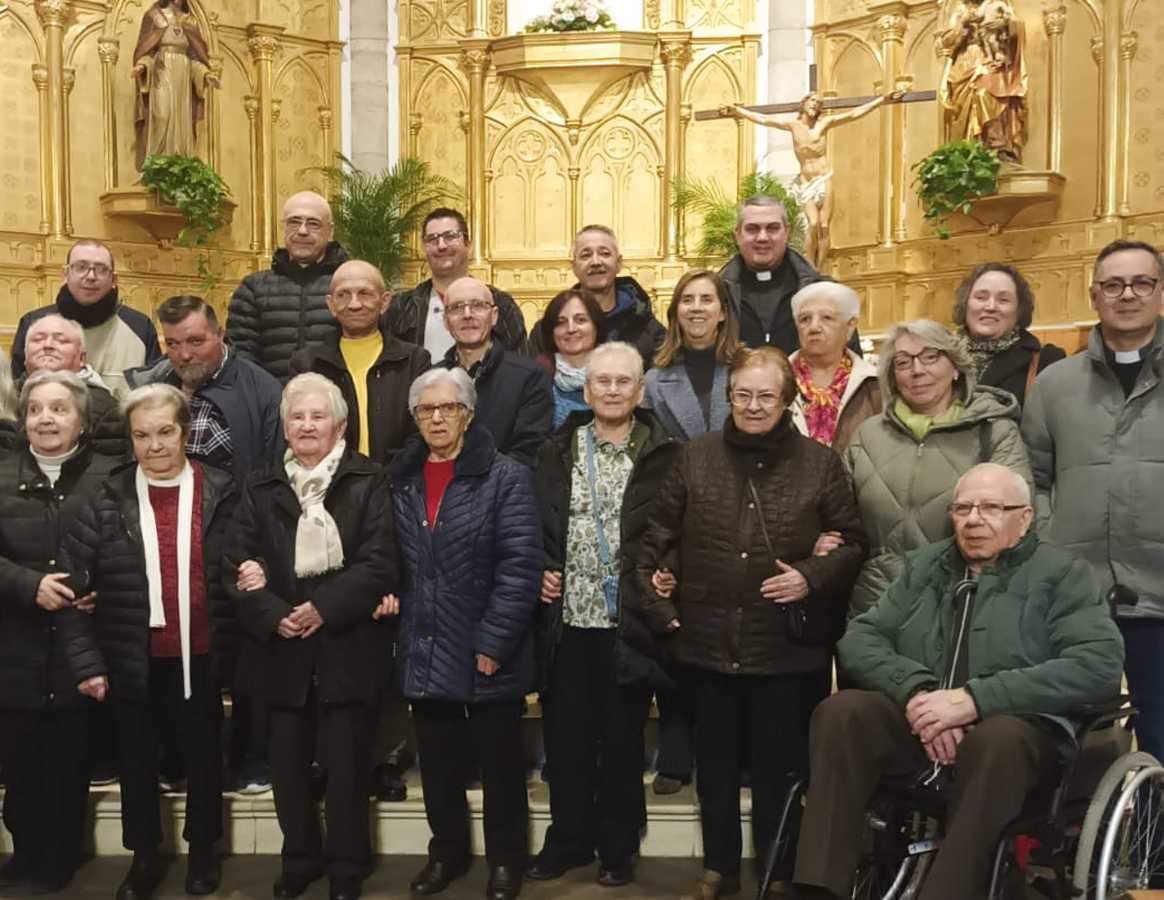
[936,0,1028,162]
[131,0,218,167]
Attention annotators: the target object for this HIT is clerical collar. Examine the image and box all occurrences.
[1114,350,1143,364]
[755,270,772,282]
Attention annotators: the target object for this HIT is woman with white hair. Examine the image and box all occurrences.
[389,367,541,900]
[225,372,397,900]
[788,281,881,453]
[844,320,1031,617]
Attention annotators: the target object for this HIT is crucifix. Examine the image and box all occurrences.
[696,79,936,269]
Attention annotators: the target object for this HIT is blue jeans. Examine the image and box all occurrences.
[1118,617,1164,762]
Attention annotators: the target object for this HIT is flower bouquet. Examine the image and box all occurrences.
[523,0,616,32]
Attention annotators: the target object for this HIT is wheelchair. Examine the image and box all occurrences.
[758,695,1164,900]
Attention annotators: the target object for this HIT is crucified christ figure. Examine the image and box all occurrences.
[721,90,903,270]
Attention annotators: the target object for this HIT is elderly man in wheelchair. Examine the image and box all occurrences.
[789,463,1127,900]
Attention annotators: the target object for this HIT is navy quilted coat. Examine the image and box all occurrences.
[390,421,542,704]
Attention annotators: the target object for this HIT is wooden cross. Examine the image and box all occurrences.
[694,90,936,121]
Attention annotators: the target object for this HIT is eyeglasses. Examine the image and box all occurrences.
[947,501,1028,519]
[729,390,781,409]
[414,401,465,420]
[445,300,494,317]
[68,261,112,277]
[284,216,326,232]
[423,230,464,245]
[330,289,381,308]
[1094,277,1160,299]
[590,375,638,391]
[893,348,945,371]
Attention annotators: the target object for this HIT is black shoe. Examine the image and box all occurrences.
[371,764,407,802]
[273,869,323,899]
[596,856,637,887]
[0,855,35,888]
[31,869,74,895]
[410,858,471,894]
[329,875,363,900]
[525,850,594,881]
[486,865,522,900]
[185,844,221,895]
[116,854,164,900]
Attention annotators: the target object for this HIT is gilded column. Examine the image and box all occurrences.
[659,33,690,261]
[32,65,50,233]
[98,37,120,191]
[62,67,75,236]
[35,0,72,239]
[319,107,333,168]
[243,95,261,252]
[678,102,691,257]
[1042,5,1065,173]
[1118,31,1138,216]
[247,26,284,258]
[206,61,223,172]
[1096,0,1122,220]
[875,11,906,246]
[459,41,490,265]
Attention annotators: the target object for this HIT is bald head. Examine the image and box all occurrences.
[952,463,1034,572]
[326,260,391,339]
[954,463,1030,507]
[282,191,335,265]
[25,314,86,374]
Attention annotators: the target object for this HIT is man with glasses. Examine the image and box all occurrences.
[385,208,528,360]
[437,277,551,468]
[792,462,1123,900]
[226,190,350,382]
[1022,238,1164,766]
[12,239,162,399]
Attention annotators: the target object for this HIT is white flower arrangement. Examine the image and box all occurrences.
[523,0,617,33]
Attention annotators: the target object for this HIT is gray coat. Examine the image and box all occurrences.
[1022,322,1164,619]
[642,363,731,440]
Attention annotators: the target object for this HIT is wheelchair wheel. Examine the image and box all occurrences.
[851,805,936,900]
[1072,751,1164,899]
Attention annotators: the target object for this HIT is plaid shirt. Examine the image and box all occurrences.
[168,349,234,472]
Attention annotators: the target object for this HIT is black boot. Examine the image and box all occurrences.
[185,843,221,895]
[116,852,164,900]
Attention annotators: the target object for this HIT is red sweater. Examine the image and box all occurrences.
[148,464,209,658]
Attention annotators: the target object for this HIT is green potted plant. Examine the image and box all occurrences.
[672,168,805,265]
[912,140,1001,239]
[316,155,460,288]
[140,154,232,289]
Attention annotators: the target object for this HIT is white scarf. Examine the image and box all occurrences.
[285,438,346,577]
[137,461,195,699]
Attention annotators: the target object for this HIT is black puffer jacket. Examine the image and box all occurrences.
[289,329,431,465]
[224,452,397,708]
[534,408,681,690]
[529,276,666,367]
[226,243,349,381]
[0,381,127,459]
[972,329,1067,410]
[636,416,867,675]
[0,441,117,710]
[56,462,238,701]
[386,280,528,354]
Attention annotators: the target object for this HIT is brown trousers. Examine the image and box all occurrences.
[793,690,1062,900]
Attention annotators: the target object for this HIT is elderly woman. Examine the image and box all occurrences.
[390,368,541,900]
[0,371,114,894]
[845,319,1032,617]
[954,262,1066,408]
[638,348,867,900]
[225,372,395,900]
[788,281,880,453]
[57,384,235,900]
[534,288,608,427]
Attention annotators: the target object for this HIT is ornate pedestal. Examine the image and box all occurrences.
[99,187,236,246]
[951,168,1067,234]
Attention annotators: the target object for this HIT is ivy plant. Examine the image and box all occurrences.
[140,154,232,290]
[911,140,1000,239]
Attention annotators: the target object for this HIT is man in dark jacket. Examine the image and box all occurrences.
[385,207,528,358]
[12,239,162,399]
[439,276,552,468]
[792,463,1125,900]
[528,342,680,888]
[226,191,348,382]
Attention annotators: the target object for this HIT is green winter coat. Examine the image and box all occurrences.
[838,532,1125,739]
[844,384,1031,616]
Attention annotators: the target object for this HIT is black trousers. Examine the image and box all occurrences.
[372,683,417,771]
[114,655,223,852]
[269,690,373,880]
[412,697,529,868]
[654,680,694,779]
[794,690,1062,900]
[0,706,92,878]
[541,626,652,869]
[688,666,829,880]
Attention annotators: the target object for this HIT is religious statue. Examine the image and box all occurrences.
[132,0,219,168]
[720,90,903,270]
[936,0,1028,162]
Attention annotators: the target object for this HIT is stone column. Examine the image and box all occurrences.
[98,37,120,190]
[349,0,391,171]
[659,33,690,261]
[459,40,490,265]
[1042,5,1065,173]
[247,25,284,258]
[35,0,72,239]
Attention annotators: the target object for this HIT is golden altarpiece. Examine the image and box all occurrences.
[0,0,1161,346]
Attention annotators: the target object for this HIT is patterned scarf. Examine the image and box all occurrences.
[963,327,1021,377]
[793,353,852,446]
[285,438,346,577]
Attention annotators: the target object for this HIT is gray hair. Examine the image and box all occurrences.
[586,341,644,383]
[877,319,976,405]
[281,373,348,424]
[790,282,862,322]
[735,195,789,229]
[573,224,620,256]
[121,383,191,434]
[20,369,90,429]
[955,463,1030,506]
[408,367,477,414]
[25,314,87,354]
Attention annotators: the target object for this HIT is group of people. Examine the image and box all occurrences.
[0,188,1158,900]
